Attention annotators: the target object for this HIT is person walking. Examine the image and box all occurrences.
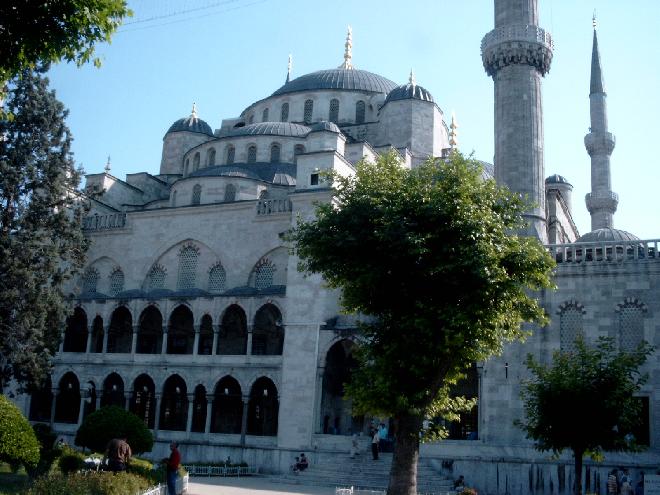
[105,434,131,472]
[371,429,379,460]
[163,441,181,495]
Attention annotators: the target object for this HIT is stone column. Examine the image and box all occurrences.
[50,389,58,426]
[131,325,139,355]
[85,324,93,354]
[240,396,249,446]
[124,392,131,411]
[313,368,324,435]
[211,325,219,355]
[246,325,253,356]
[78,394,87,426]
[186,394,194,436]
[192,325,200,356]
[102,324,110,353]
[205,395,213,433]
[161,326,168,354]
[153,394,162,434]
[95,393,101,411]
[58,330,65,353]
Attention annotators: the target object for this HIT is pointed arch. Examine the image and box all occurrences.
[82,267,99,295]
[329,98,339,123]
[252,304,284,355]
[355,100,366,124]
[160,374,188,431]
[130,374,156,428]
[247,377,278,436]
[320,339,360,435]
[616,298,647,352]
[29,376,53,421]
[192,184,202,205]
[270,143,281,163]
[226,145,235,165]
[224,184,236,202]
[217,304,247,355]
[167,305,194,354]
[90,315,104,353]
[107,306,132,353]
[137,306,163,354]
[211,376,242,434]
[109,267,124,296]
[206,148,216,167]
[280,102,289,122]
[208,262,226,293]
[304,99,313,124]
[558,300,585,353]
[54,372,80,424]
[198,314,214,355]
[63,307,88,353]
[177,242,200,290]
[146,264,167,291]
[247,145,257,163]
[101,372,125,408]
[191,384,207,433]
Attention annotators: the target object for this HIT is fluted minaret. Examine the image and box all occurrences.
[584,20,617,230]
[481,0,554,243]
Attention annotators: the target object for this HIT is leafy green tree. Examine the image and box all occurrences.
[0,68,88,391]
[518,337,653,495]
[75,406,154,455]
[0,0,131,82]
[291,151,555,495]
[0,394,40,470]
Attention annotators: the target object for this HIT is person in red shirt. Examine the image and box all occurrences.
[163,441,181,495]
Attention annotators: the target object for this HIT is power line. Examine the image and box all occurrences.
[123,0,242,26]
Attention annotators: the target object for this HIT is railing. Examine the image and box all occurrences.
[183,464,259,477]
[335,488,442,495]
[256,198,292,216]
[82,212,127,231]
[481,24,554,50]
[547,239,660,264]
[137,475,188,495]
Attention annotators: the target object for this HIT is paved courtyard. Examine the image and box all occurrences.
[187,477,337,495]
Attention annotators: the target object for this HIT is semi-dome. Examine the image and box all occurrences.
[229,122,311,138]
[384,82,435,105]
[545,174,572,186]
[576,228,640,243]
[272,68,397,96]
[308,121,341,133]
[166,104,213,136]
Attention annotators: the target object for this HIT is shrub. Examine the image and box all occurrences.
[27,471,151,495]
[0,395,40,470]
[58,449,85,474]
[30,424,61,477]
[127,457,158,484]
[75,406,153,454]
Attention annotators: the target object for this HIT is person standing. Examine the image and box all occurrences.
[607,469,618,495]
[163,441,181,495]
[105,434,131,472]
[371,429,379,460]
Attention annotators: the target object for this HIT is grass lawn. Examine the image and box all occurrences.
[0,464,30,494]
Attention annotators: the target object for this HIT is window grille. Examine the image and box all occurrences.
[294,145,305,156]
[329,99,339,123]
[254,259,275,289]
[177,244,199,290]
[226,145,235,164]
[171,190,177,207]
[619,303,644,352]
[184,159,189,176]
[247,145,257,163]
[270,143,280,163]
[310,173,319,186]
[193,153,200,172]
[192,184,201,205]
[82,268,99,294]
[224,184,236,202]
[207,148,216,167]
[280,102,289,122]
[304,99,313,124]
[147,265,167,290]
[355,100,366,124]
[109,268,124,296]
[262,108,269,121]
[208,263,226,292]
[559,305,583,353]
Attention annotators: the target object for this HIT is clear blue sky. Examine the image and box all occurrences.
[47,0,660,240]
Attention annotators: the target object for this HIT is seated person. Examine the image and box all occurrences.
[291,456,300,473]
[454,475,465,490]
[297,453,309,472]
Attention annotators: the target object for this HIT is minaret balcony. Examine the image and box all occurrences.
[584,131,615,156]
[585,191,618,213]
[481,24,554,76]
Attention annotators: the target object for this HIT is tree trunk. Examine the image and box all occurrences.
[574,449,584,495]
[387,412,423,495]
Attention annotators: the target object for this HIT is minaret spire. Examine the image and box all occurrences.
[409,68,416,86]
[339,25,353,69]
[449,112,458,151]
[286,54,292,83]
[190,102,198,119]
[104,155,111,173]
[584,18,617,231]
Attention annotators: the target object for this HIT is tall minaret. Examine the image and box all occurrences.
[584,17,617,231]
[481,0,554,243]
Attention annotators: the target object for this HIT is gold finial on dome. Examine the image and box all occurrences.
[409,68,416,86]
[286,54,292,83]
[339,25,353,69]
[449,112,459,151]
[104,155,111,173]
[592,10,597,29]
[191,102,198,119]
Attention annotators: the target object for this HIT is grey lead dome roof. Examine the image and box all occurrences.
[272,68,397,96]
[545,174,572,186]
[576,228,640,243]
[309,121,341,133]
[166,114,213,136]
[384,83,435,105]
[229,122,310,137]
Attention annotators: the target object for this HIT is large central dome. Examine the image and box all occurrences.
[272,68,397,96]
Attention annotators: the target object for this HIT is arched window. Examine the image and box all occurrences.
[160,375,188,431]
[217,305,247,355]
[198,314,214,355]
[211,376,242,433]
[329,98,339,123]
[252,304,284,355]
[280,102,289,122]
[559,303,584,353]
[90,315,104,353]
[54,372,81,424]
[101,373,125,408]
[191,384,207,432]
[262,108,269,121]
[618,302,645,352]
[254,258,275,289]
[247,145,257,163]
[320,340,360,435]
[130,374,156,428]
[171,190,177,207]
[294,144,305,156]
[192,184,202,205]
[177,243,199,290]
[248,114,254,124]
[167,305,194,354]
[184,159,189,176]
[136,306,163,354]
[109,268,124,296]
[63,307,88,352]
[355,100,366,124]
[224,184,236,202]
[82,268,99,295]
[107,306,132,353]
[147,264,167,290]
[270,143,281,163]
[29,376,53,421]
[226,145,235,165]
[193,152,200,172]
[206,148,216,167]
[304,99,313,124]
[247,377,279,436]
[208,262,226,293]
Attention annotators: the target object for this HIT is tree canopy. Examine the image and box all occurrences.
[0,68,88,390]
[291,151,555,495]
[518,337,653,495]
[0,0,131,82]
[75,406,154,455]
[0,394,40,470]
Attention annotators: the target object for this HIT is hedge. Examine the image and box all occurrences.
[0,395,40,470]
[75,406,153,454]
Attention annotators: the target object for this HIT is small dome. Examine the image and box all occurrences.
[545,174,572,186]
[166,105,213,136]
[229,122,311,138]
[309,121,341,133]
[576,228,640,243]
[384,83,435,105]
[272,68,397,96]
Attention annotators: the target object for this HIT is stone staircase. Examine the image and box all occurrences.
[271,452,454,494]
